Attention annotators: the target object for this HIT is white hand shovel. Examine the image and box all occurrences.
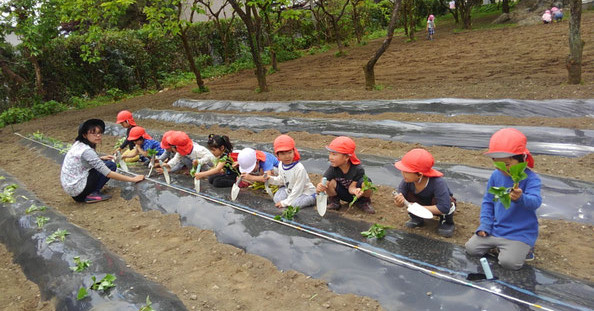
[146,155,155,178]
[160,160,170,184]
[395,191,433,219]
[263,173,274,198]
[115,151,128,172]
[316,177,328,217]
[193,164,202,193]
[231,176,242,201]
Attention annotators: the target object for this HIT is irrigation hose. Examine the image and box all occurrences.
[18,133,588,311]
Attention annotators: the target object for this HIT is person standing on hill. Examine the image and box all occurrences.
[427,15,436,40]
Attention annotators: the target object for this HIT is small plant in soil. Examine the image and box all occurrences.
[488,162,528,209]
[0,184,18,203]
[146,148,158,157]
[114,137,126,150]
[35,216,50,228]
[361,224,393,239]
[70,256,92,272]
[274,205,300,221]
[26,204,47,214]
[77,287,89,300]
[46,229,70,244]
[218,154,240,175]
[90,274,117,292]
[349,175,378,207]
[139,296,155,311]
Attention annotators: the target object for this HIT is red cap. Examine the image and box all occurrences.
[127,126,152,141]
[167,131,193,156]
[394,148,443,177]
[326,136,360,165]
[273,135,301,161]
[160,131,175,149]
[116,110,136,126]
[484,128,534,168]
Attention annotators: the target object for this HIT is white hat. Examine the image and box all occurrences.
[238,148,257,173]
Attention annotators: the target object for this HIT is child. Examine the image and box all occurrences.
[542,10,552,24]
[156,131,191,173]
[237,147,279,186]
[60,119,144,203]
[114,110,138,162]
[194,134,238,188]
[426,15,436,40]
[316,136,375,214]
[162,131,215,173]
[552,7,563,22]
[121,126,164,162]
[465,128,542,270]
[266,135,316,208]
[393,148,456,237]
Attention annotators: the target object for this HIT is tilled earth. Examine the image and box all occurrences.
[0,11,593,310]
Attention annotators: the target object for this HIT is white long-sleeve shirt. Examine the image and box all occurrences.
[167,142,215,170]
[61,141,112,197]
[268,161,316,208]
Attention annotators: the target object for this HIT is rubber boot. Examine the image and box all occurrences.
[405,213,425,228]
[437,213,455,237]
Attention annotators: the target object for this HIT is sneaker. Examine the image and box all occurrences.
[525,250,535,262]
[405,214,424,228]
[327,196,341,210]
[437,214,455,238]
[85,192,112,204]
[357,199,376,214]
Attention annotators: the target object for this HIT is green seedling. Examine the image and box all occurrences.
[77,287,89,300]
[0,184,18,203]
[139,296,155,311]
[249,182,279,194]
[0,176,4,180]
[35,216,50,228]
[70,256,92,272]
[90,274,117,292]
[114,137,126,150]
[26,204,47,214]
[146,148,158,157]
[189,164,198,176]
[349,175,378,207]
[46,229,70,244]
[32,131,44,141]
[274,205,300,221]
[488,162,528,209]
[361,224,393,239]
[218,154,240,175]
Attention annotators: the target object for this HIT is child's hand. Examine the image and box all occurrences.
[316,182,328,193]
[192,159,198,167]
[194,172,204,180]
[274,202,283,208]
[510,187,523,201]
[131,175,145,183]
[101,155,115,161]
[241,172,252,181]
[352,188,363,198]
[477,231,488,237]
[393,193,406,208]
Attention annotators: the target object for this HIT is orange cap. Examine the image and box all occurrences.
[127,126,152,141]
[167,131,193,156]
[394,148,443,177]
[273,135,300,161]
[326,136,360,165]
[484,128,534,168]
[160,130,175,149]
[116,110,137,126]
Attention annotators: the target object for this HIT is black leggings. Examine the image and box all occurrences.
[208,174,237,188]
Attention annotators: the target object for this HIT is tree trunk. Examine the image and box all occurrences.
[457,0,474,29]
[23,48,44,98]
[502,0,510,14]
[566,0,583,84]
[363,0,402,90]
[179,31,207,92]
[351,0,363,44]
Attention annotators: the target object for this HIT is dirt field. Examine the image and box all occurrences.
[0,11,593,310]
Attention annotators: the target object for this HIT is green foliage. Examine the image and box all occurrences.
[46,229,70,244]
[349,175,378,207]
[70,256,92,272]
[488,162,528,209]
[0,107,34,127]
[90,274,117,292]
[191,86,209,93]
[0,184,19,203]
[361,224,393,239]
[146,148,158,157]
[77,287,89,300]
[26,204,47,214]
[274,205,300,221]
[105,88,124,101]
[139,296,155,311]
[31,101,68,116]
[35,216,50,228]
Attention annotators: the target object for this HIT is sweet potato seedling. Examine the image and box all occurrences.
[139,296,155,311]
[35,216,50,228]
[349,175,378,207]
[90,274,117,292]
[26,204,47,214]
[0,184,18,203]
[218,154,240,175]
[46,229,70,244]
[361,224,393,239]
[489,162,528,209]
[70,256,92,272]
[274,206,300,221]
[146,148,158,157]
[77,287,89,300]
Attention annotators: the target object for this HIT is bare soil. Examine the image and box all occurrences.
[1,12,593,310]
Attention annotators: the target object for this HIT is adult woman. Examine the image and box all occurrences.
[60,119,144,203]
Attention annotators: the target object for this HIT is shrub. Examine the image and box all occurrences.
[31,100,68,116]
[0,107,34,127]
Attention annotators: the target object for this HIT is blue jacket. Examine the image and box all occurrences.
[141,139,164,157]
[476,169,542,247]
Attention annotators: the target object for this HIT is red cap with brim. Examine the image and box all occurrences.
[116,110,137,126]
[127,126,152,141]
[160,131,174,149]
[394,148,443,177]
[326,136,360,165]
[484,128,534,168]
[273,135,301,161]
[167,131,193,156]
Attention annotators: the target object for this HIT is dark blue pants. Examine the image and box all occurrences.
[73,160,117,202]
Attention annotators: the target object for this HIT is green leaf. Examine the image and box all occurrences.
[90,274,117,292]
[35,216,50,228]
[70,256,92,272]
[493,161,508,172]
[46,229,70,244]
[26,204,47,214]
[139,296,155,311]
[361,224,392,239]
[509,162,528,185]
[77,287,89,300]
[147,148,158,157]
